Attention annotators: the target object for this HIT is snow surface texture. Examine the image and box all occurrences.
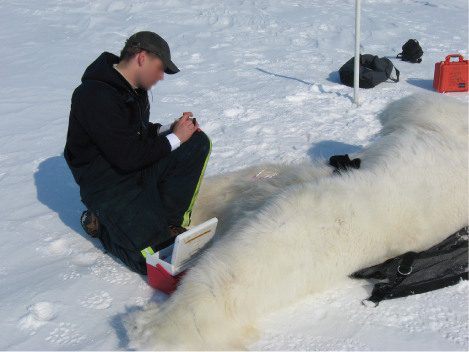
[0,0,467,350]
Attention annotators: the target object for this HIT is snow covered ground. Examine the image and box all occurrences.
[0,0,468,350]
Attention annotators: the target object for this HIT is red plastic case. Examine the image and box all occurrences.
[433,55,468,93]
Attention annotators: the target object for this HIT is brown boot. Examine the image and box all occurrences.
[81,210,99,238]
[168,224,187,238]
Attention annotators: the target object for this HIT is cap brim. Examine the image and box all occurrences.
[164,59,179,74]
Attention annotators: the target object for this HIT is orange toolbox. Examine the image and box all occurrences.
[433,54,468,93]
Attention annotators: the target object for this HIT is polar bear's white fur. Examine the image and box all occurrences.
[126,92,468,350]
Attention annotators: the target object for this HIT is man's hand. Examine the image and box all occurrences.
[172,112,199,144]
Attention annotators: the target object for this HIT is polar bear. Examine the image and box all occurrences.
[126,92,468,350]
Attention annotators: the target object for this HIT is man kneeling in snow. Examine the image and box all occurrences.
[64,31,211,274]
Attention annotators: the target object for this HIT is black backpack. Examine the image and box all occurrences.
[351,227,468,306]
[397,39,423,63]
[339,54,400,89]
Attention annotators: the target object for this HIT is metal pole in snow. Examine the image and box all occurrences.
[354,0,361,106]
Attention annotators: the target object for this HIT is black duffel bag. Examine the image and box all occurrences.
[339,54,400,89]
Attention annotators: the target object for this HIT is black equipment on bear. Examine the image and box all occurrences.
[352,227,468,306]
[329,154,361,175]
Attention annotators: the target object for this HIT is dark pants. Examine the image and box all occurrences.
[78,131,211,274]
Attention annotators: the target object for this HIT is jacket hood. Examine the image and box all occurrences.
[81,52,131,92]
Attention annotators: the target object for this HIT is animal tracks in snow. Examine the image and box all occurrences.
[70,251,99,267]
[256,333,370,351]
[78,290,113,310]
[16,302,84,345]
[38,231,136,285]
[45,322,86,345]
[253,279,468,350]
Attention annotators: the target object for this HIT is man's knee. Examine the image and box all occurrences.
[181,130,211,163]
[191,130,211,155]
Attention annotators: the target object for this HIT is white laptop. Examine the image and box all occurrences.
[146,218,218,276]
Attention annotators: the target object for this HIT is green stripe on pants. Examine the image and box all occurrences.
[181,135,212,227]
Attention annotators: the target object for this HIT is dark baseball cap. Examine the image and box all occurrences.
[125,31,180,74]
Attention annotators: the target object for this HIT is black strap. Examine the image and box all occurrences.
[396,53,422,63]
[396,251,415,275]
[363,251,417,306]
[389,67,400,83]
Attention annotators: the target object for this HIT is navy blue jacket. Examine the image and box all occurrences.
[63,52,212,274]
[64,52,171,176]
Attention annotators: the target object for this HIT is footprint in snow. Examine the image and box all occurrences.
[45,322,86,345]
[78,290,113,310]
[70,252,98,267]
[18,301,61,332]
